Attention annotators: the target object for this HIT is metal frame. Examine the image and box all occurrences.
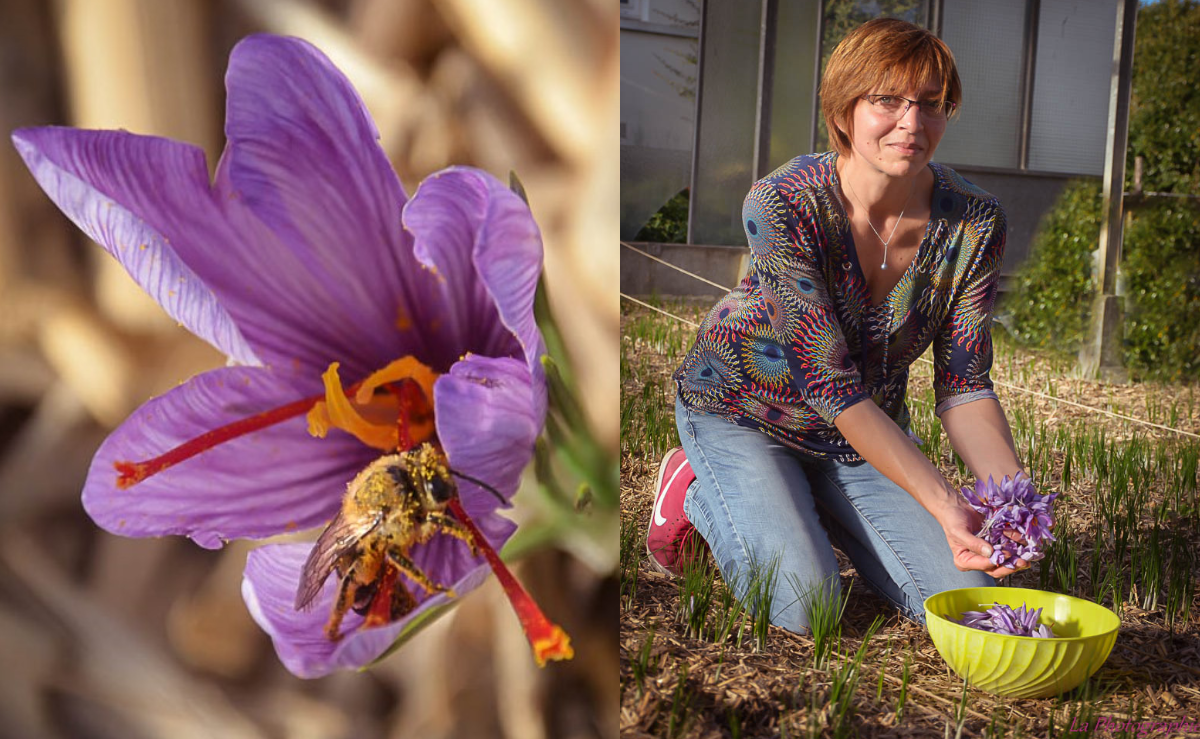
[752,0,779,181]
[932,161,1088,181]
[1097,0,1138,297]
[1017,0,1041,170]
[685,0,710,244]
[619,18,700,39]
[619,0,647,22]
[809,0,827,154]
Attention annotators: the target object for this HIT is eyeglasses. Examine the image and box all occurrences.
[863,94,956,121]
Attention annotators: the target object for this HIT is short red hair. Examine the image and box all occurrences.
[820,18,961,155]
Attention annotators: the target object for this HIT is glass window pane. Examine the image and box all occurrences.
[766,0,822,171]
[1027,0,1120,175]
[689,0,763,245]
[619,11,699,239]
[936,0,1028,170]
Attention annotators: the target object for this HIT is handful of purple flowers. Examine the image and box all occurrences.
[961,473,1057,567]
[954,602,1058,638]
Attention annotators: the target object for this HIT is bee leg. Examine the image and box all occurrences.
[425,512,479,557]
[388,577,418,621]
[387,551,455,599]
[325,573,358,641]
[363,562,403,628]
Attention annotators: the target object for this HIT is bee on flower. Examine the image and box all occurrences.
[13,33,571,678]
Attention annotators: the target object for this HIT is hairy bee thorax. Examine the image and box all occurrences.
[346,443,456,514]
[400,443,453,490]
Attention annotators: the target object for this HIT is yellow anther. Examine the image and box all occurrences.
[306,358,438,452]
[353,357,437,407]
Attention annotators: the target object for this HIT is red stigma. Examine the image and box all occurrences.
[447,499,573,666]
[112,392,330,488]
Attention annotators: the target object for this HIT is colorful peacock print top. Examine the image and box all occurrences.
[674,152,1006,461]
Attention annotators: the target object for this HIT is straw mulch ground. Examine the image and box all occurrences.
[620,306,1200,738]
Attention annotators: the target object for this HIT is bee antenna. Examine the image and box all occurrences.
[450,469,507,505]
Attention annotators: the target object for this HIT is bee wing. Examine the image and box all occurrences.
[294,509,382,611]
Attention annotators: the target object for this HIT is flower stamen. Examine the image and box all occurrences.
[446,498,574,667]
[307,358,438,451]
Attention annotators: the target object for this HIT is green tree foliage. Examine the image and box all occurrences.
[1121,0,1200,380]
[1005,0,1200,380]
[635,189,689,244]
[1003,181,1102,352]
[1123,199,1200,381]
[1127,0,1200,196]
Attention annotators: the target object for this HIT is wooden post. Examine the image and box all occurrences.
[1078,0,1137,382]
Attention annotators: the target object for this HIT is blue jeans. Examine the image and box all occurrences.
[676,397,992,633]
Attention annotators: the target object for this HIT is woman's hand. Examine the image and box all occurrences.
[933,492,1028,579]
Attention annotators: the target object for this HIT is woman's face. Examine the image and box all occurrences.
[843,81,948,178]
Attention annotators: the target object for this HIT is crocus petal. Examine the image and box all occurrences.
[404,167,546,381]
[12,127,388,378]
[434,355,543,520]
[961,484,985,510]
[221,34,436,371]
[85,367,374,549]
[11,128,258,365]
[244,511,518,678]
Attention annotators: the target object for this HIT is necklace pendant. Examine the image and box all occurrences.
[880,262,887,270]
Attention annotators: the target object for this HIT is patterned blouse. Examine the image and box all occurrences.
[674,152,1006,461]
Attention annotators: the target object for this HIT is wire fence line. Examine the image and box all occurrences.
[619,292,700,327]
[621,243,1200,440]
[620,241,733,292]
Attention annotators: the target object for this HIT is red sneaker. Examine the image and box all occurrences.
[646,447,704,576]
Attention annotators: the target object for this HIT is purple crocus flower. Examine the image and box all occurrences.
[961,473,1058,567]
[11,34,571,677]
[954,602,1058,638]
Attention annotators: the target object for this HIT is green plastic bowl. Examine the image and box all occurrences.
[924,587,1120,699]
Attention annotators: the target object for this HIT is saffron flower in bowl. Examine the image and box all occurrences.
[12,33,572,678]
[925,587,1119,698]
[954,602,1058,638]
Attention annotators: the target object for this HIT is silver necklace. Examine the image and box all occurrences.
[842,173,917,270]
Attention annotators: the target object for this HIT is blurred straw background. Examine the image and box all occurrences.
[0,1,617,737]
